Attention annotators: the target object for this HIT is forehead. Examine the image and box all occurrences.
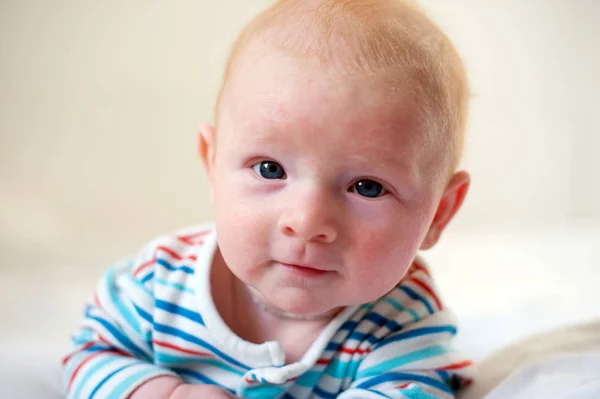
[219,53,444,179]
[225,53,418,137]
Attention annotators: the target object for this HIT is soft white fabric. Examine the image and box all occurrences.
[485,354,600,399]
[0,347,63,399]
[458,320,600,399]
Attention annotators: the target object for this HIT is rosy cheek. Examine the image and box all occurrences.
[351,231,387,271]
[354,226,413,273]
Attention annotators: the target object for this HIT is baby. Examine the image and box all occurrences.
[63,0,474,398]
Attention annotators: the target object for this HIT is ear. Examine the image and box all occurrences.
[198,124,217,202]
[420,171,470,250]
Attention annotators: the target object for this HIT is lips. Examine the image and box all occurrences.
[278,262,330,277]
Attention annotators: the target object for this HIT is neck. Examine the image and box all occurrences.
[247,290,339,322]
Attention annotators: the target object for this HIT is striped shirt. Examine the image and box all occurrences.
[63,224,474,399]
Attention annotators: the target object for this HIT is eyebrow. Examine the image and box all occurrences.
[248,132,279,144]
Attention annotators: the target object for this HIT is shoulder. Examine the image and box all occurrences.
[389,257,446,320]
[370,257,448,325]
[342,257,456,345]
[127,223,215,287]
[336,259,471,380]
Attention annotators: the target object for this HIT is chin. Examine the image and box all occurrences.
[271,291,344,318]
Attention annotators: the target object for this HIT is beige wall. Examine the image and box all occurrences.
[1,0,599,260]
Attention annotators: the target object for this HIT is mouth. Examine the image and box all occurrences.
[278,262,330,278]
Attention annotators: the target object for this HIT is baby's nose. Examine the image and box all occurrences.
[278,188,338,244]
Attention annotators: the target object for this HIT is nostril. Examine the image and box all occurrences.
[282,225,296,237]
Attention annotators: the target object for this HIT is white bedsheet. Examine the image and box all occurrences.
[486,354,600,399]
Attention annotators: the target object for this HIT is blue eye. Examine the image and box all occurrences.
[351,179,386,198]
[253,161,286,179]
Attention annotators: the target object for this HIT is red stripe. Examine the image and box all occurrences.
[439,360,474,370]
[62,342,95,365]
[94,293,102,309]
[67,348,131,391]
[97,333,111,346]
[338,346,371,355]
[132,256,156,277]
[152,340,212,357]
[176,229,210,241]
[176,236,204,246]
[407,277,443,310]
[397,382,411,389]
[176,236,194,245]
[133,230,210,276]
[156,246,197,262]
[410,262,431,277]
[316,358,331,365]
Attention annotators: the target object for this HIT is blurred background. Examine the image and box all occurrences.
[1,0,599,361]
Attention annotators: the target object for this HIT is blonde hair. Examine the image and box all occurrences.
[216,0,469,171]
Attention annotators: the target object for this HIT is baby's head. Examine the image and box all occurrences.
[199,0,470,318]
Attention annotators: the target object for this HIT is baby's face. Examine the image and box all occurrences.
[206,55,449,317]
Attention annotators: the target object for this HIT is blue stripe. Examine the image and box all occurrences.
[155,299,204,325]
[356,372,452,394]
[155,278,195,294]
[322,358,362,380]
[325,331,379,355]
[399,286,434,314]
[435,369,450,382]
[374,326,457,350]
[156,258,194,274]
[348,331,379,344]
[155,353,244,376]
[71,355,115,399]
[133,303,153,324]
[356,345,450,379]
[106,268,142,336]
[399,385,441,399]
[174,368,236,395]
[313,385,337,399]
[140,271,154,285]
[127,273,151,295]
[364,312,402,332]
[67,347,115,394]
[108,367,164,398]
[325,342,340,351]
[341,320,360,330]
[64,343,107,378]
[153,322,249,370]
[384,298,420,322]
[72,328,95,344]
[298,358,359,384]
[294,370,322,387]
[89,363,136,399]
[88,315,149,360]
[241,385,286,398]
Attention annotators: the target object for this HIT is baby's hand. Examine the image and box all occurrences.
[129,376,236,399]
[170,383,237,399]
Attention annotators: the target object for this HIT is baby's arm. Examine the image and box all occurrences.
[338,311,474,399]
[62,248,181,398]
